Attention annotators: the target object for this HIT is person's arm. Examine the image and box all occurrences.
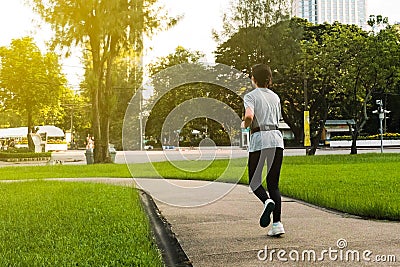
[242,107,254,128]
[242,94,255,129]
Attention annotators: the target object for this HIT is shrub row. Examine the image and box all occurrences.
[331,133,400,140]
[0,152,51,160]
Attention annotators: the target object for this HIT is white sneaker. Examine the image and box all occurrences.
[260,199,275,228]
[268,222,285,237]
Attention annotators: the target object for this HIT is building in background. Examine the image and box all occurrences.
[291,0,367,28]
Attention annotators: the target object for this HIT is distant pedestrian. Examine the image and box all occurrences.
[241,63,285,236]
[86,136,94,150]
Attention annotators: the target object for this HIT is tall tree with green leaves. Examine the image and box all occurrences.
[215,0,291,72]
[58,90,92,147]
[217,0,290,39]
[338,26,400,154]
[215,18,308,143]
[109,51,143,150]
[29,0,175,162]
[145,46,244,147]
[146,46,204,143]
[0,37,66,150]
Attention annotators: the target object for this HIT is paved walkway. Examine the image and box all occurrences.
[136,179,400,267]
[2,178,399,266]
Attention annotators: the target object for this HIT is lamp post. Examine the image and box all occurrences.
[373,99,391,153]
[139,88,144,151]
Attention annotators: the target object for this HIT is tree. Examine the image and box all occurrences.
[29,0,175,162]
[146,47,204,144]
[215,17,400,155]
[216,0,290,41]
[368,14,389,33]
[145,47,245,147]
[0,37,66,150]
[58,90,92,148]
[215,18,309,144]
[340,26,400,154]
[109,51,143,150]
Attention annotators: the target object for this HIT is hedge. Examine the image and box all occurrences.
[331,133,400,141]
[0,152,51,160]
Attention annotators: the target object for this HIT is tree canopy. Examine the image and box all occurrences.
[0,37,66,136]
[29,0,175,161]
[143,47,246,148]
[215,17,400,154]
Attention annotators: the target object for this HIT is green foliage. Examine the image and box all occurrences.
[0,182,163,266]
[216,17,400,153]
[108,52,144,150]
[331,133,400,140]
[0,151,51,160]
[145,84,242,145]
[217,0,290,41]
[146,47,244,145]
[58,89,92,147]
[0,37,66,131]
[28,0,175,162]
[149,46,204,76]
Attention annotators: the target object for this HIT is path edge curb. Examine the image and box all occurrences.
[138,189,192,267]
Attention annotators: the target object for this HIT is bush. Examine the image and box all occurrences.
[0,148,51,160]
[331,133,400,141]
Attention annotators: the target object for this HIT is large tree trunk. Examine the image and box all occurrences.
[99,38,117,163]
[307,93,329,155]
[307,120,325,155]
[91,40,103,163]
[349,122,359,154]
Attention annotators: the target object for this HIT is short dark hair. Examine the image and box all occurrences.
[251,64,272,88]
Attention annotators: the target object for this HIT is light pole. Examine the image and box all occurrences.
[139,88,143,151]
[373,99,391,153]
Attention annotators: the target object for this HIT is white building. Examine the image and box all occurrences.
[0,125,67,152]
[291,0,367,28]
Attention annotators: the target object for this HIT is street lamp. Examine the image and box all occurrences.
[372,99,391,153]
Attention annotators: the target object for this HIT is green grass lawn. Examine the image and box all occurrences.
[0,164,132,180]
[0,181,163,266]
[280,153,400,220]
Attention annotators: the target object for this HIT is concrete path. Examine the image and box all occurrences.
[137,179,400,267]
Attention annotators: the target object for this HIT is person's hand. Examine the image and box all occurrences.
[241,121,246,129]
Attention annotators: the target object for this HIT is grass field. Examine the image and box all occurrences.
[0,181,163,266]
[0,164,132,180]
[280,153,400,220]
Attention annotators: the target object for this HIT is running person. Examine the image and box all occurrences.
[241,63,285,236]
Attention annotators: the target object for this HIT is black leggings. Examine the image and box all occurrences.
[248,148,283,223]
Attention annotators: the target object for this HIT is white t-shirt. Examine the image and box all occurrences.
[244,88,284,152]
